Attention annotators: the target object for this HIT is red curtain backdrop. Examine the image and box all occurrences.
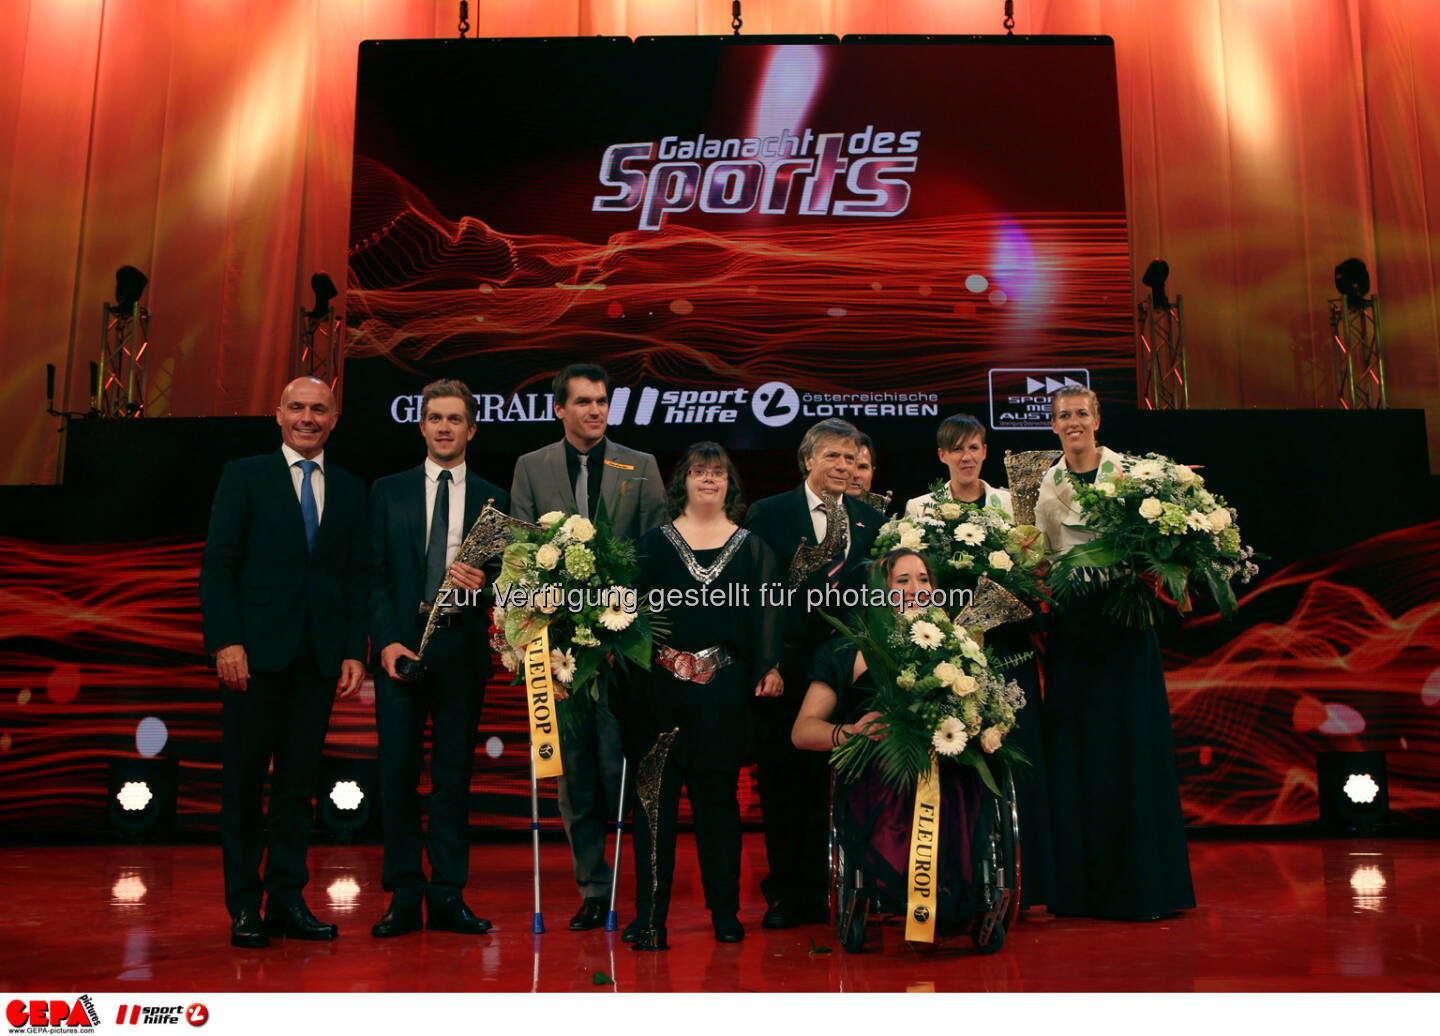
[1,0,1436,485]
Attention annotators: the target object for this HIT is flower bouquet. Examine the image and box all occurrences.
[1047,453,1260,628]
[872,482,1048,600]
[823,595,1029,797]
[491,503,661,738]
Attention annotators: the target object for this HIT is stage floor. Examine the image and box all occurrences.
[3,834,1437,993]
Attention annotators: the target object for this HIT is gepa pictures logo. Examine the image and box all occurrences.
[593,125,921,230]
[6,996,100,1031]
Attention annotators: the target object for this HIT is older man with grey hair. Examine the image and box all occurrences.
[743,417,882,928]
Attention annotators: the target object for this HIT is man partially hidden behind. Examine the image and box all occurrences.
[200,377,369,948]
[369,379,508,937]
[744,417,882,928]
[509,363,666,932]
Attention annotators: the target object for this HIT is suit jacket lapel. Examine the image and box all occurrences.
[843,494,870,560]
[598,448,622,524]
[788,485,816,549]
[407,466,428,570]
[544,442,571,513]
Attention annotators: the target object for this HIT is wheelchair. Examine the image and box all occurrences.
[830,764,1020,954]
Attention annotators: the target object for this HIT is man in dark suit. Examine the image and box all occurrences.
[509,363,666,932]
[743,417,881,929]
[200,376,369,948]
[368,379,507,938]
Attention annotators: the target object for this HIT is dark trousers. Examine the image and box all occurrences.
[374,623,486,907]
[557,681,625,900]
[754,685,831,912]
[220,650,335,916]
[630,758,742,929]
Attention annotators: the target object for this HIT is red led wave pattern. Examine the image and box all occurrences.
[345,157,1131,396]
[2,525,1437,834]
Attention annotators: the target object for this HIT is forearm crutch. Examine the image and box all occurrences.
[529,742,545,934]
[604,757,629,932]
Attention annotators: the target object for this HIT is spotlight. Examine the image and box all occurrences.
[317,758,378,842]
[1316,751,1388,832]
[1334,258,1371,305]
[107,757,178,840]
[1141,258,1170,308]
[114,266,148,310]
[307,272,338,320]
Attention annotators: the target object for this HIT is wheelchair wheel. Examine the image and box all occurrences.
[834,838,870,953]
[1000,766,1022,929]
[972,918,1006,955]
[971,765,1021,953]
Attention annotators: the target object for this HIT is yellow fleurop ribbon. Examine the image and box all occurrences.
[524,627,563,779]
[905,757,942,943]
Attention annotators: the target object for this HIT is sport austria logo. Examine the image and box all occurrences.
[6,995,100,1032]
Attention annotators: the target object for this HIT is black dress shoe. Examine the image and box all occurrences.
[426,898,493,934]
[713,915,745,943]
[621,919,640,943]
[761,903,799,929]
[230,908,269,948]
[631,925,668,951]
[371,902,423,938]
[264,902,338,941]
[569,897,607,931]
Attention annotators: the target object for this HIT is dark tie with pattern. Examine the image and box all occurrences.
[576,454,590,519]
[423,470,451,604]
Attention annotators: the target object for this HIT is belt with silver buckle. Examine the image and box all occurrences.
[655,645,734,685]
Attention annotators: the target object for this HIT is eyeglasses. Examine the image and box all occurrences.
[688,467,727,480]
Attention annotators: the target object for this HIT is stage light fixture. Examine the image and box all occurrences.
[307,272,338,320]
[1141,258,1170,308]
[107,757,178,840]
[317,758,379,843]
[1334,258,1370,305]
[114,265,149,309]
[1316,751,1388,833]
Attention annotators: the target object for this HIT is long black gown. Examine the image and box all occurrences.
[1042,473,1196,919]
[612,523,784,932]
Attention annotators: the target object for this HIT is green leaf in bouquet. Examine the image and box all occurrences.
[1149,559,1189,603]
[1201,563,1239,617]
[957,747,1001,796]
[1056,540,1120,569]
[503,606,549,649]
[616,624,653,669]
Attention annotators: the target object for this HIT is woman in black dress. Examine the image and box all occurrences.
[1034,386,1196,920]
[616,441,784,950]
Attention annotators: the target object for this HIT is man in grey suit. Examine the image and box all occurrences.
[509,362,666,932]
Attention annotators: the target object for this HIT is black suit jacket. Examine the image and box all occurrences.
[368,464,509,667]
[744,485,882,666]
[200,450,369,676]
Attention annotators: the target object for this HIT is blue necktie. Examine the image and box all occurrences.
[297,459,319,551]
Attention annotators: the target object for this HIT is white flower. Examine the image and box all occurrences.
[1139,497,1163,522]
[933,662,978,697]
[1207,508,1232,531]
[979,726,1003,754]
[932,716,967,756]
[953,522,985,545]
[915,514,945,528]
[937,502,963,520]
[1094,481,1117,497]
[1185,510,1211,532]
[1174,464,1198,485]
[499,647,519,673]
[879,519,900,539]
[562,515,596,543]
[549,647,576,685]
[538,511,566,529]
[959,636,987,666]
[910,620,944,651]
[1129,459,1165,481]
[598,592,636,632]
[896,523,924,550]
[535,543,561,570]
[987,550,1014,572]
[896,667,917,690]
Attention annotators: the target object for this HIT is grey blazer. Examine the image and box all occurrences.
[509,438,667,542]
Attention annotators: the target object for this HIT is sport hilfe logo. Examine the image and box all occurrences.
[112,1004,207,1027]
[594,126,921,230]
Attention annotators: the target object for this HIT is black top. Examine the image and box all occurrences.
[563,437,607,519]
[806,638,875,723]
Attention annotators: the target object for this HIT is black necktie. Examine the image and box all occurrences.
[423,470,451,604]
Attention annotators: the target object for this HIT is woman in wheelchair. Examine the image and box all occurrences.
[791,548,998,944]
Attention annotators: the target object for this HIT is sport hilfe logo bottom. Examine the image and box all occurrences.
[113,1003,208,1026]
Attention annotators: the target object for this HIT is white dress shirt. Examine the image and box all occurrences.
[424,458,467,569]
[280,444,325,521]
[803,481,851,557]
